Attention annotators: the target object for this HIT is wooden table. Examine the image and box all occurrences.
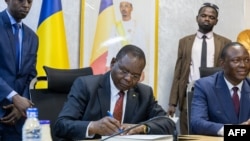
[178,135,223,141]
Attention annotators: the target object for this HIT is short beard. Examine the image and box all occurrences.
[198,24,214,33]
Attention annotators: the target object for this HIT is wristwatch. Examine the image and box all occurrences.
[143,124,150,134]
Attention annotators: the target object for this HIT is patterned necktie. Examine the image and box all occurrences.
[113,91,124,123]
[13,23,21,72]
[201,35,207,68]
[232,87,240,117]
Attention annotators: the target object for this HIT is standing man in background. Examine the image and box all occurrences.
[0,0,38,140]
[167,2,231,134]
[106,0,147,81]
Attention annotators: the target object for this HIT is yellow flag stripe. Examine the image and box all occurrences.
[36,11,69,77]
[90,6,116,63]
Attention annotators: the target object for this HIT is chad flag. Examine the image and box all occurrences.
[90,0,116,74]
[36,0,69,79]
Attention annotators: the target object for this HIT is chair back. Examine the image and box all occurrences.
[29,66,93,141]
[186,81,195,134]
[44,66,93,93]
[199,67,223,78]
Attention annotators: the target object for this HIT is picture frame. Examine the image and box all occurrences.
[80,0,159,96]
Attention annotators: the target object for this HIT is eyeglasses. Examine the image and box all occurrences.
[117,63,141,81]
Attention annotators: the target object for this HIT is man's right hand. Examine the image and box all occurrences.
[12,94,34,117]
[241,119,250,125]
[89,116,121,136]
[167,105,176,117]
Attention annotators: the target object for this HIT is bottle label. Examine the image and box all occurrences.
[23,128,41,140]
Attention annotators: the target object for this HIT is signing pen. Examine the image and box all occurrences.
[107,111,123,132]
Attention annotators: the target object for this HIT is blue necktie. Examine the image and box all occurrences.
[13,23,20,72]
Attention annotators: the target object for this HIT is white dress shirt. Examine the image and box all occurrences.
[189,31,215,82]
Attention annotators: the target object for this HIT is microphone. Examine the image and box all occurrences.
[100,116,177,141]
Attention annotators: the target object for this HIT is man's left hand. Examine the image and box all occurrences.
[0,104,22,125]
[121,124,145,135]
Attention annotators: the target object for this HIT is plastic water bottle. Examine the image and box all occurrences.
[40,120,52,141]
[22,107,41,141]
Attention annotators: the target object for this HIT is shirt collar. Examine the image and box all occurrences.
[109,74,127,97]
[110,74,119,97]
[224,77,243,92]
[196,31,213,39]
[6,9,22,28]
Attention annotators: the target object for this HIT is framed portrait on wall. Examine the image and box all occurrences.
[80,0,159,96]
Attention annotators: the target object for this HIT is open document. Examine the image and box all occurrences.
[101,135,173,141]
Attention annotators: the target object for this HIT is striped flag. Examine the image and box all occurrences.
[36,0,69,82]
[90,0,116,74]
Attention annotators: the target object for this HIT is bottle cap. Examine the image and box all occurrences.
[26,107,38,118]
[40,120,50,124]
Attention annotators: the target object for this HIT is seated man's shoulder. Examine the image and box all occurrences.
[76,74,104,83]
[135,83,152,93]
[196,72,220,85]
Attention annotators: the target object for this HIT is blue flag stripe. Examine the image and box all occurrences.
[38,0,62,26]
[99,0,113,14]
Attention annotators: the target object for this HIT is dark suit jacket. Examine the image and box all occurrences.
[191,71,250,135]
[0,10,38,134]
[54,72,174,140]
[169,33,231,111]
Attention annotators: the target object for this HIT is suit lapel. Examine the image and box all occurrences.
[185,35,195,59]
[123,88,138,123]
[213,33,222,65]
[215,72,238,123]
[20,24,29,73]
[2,11,16,63]
[97,73,112,117]
[239,80,250,122]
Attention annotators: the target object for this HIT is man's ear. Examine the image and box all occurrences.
[219,59,224,69]
[110,57,116,67]
[214,18,218,26]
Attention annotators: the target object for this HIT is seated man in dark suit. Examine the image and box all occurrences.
[191,42,250,136]
[54,44,175,140]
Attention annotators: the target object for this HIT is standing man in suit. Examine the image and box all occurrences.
[0,0,38,140]
[54,45,176,140]
[191,42,250,136]
[167,2,231,134]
